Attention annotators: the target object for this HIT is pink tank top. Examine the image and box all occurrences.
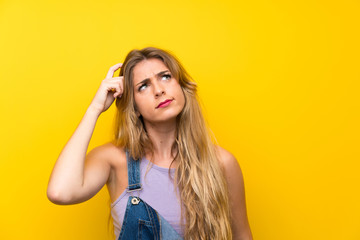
[110,156,184,239]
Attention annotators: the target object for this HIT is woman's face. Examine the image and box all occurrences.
[132,58,185,124]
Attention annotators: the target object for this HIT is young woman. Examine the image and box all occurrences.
[47,47,253,240]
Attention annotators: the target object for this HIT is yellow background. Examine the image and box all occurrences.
[0,0,359,239]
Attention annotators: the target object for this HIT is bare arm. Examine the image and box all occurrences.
[47,63,124,205]
[47,108,106,204]
[216,146,253,240]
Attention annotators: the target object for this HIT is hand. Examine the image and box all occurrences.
[88,63,124,114]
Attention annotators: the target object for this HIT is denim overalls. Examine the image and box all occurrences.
[117,151,183,240]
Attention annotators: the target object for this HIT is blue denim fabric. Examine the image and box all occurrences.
[159,214,183,240]
[117,151,183,240]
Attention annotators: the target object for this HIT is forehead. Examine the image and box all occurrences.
[132,58,169,85]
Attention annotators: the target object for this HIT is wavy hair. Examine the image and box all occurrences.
[110,47,232,240]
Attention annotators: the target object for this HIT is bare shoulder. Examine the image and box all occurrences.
[86,142,127,177]
[214,145,245,190]
[87,142,126,163]
[85,142,127,188]
[214,145,253,239]
[214,145,242,175]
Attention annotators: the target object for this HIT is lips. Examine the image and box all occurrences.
[156,99,173,108]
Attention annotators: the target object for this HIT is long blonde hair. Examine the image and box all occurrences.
[111,47,232,239]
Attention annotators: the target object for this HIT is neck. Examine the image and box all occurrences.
[143,119,177,168]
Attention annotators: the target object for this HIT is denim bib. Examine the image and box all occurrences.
[117,151,183,240]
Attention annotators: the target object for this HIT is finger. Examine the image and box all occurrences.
[114,92,122,98]
[106,77,123,82]
[113,85,123,98]
[106,63,123,79]
[108,77,123,89]
[107,83,122,94]
[108,86,119,92]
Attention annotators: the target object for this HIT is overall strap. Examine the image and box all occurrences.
[126,150,142,192]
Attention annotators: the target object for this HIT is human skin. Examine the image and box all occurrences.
[131,58,185,165]
[47,59,252,239]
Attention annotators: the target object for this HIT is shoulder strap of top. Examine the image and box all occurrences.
[126,150,142,191]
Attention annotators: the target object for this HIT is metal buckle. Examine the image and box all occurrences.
[126,186,143,193]
[127,185,142,204]
[131,197,140,205]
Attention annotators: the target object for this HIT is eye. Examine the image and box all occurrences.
[161,74,171,81]
[138,83,148,91]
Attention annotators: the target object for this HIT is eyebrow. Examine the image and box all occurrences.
[136,70,170,86]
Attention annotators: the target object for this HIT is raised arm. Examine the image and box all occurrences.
[47,63,124,205]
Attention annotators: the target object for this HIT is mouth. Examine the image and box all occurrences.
[156,99,174,108]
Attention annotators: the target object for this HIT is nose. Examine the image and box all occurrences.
[153,82,165,98]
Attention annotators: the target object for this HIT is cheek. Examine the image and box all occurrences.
[177,88,186,108]
[134,95,151,114]
[172,82,184,97]
[176,83,185,99]
[133,95,143,112]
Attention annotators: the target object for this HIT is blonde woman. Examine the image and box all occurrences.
[47,47,253,240]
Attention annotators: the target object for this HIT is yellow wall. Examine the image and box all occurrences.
[0,0,359,239]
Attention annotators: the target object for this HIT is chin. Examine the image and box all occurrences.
[144,112,180,124]
[155,115,178,123]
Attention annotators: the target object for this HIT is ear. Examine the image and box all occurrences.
[135,109,141,117]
